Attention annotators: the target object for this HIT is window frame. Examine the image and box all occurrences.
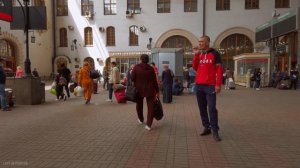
[56,0,68,16]
[59,28,68,47]
[245,0,259,9]
[106,26,116,46]
[81,0,94,16]
[84,27,93,46]
[216,0,230,11]
[275,0,290,8]
[184,0,197,12]
[129,26,139,46]
[104,0,117,15]
[157,0,170,13]
[127,0,141,14]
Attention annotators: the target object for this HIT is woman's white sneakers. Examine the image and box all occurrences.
[138,119,143,125]
[145,125,151,131]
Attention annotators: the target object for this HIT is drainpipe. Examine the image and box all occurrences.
[203,0,206,35]
[51,0,56,75]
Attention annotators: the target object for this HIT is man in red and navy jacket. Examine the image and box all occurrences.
[192,35,223,142]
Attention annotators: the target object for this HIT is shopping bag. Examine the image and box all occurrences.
[125,85,137,102]
[74,86,83,97]
[114,89,127,103]
[69,83,75,93]
[50,88,56,95]
[154,98,164,120]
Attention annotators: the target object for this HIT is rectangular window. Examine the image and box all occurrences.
[275,0,289,8]
[216,0,230,11]
[157,0,170,13]
[57,0,68,16]
[104,0,117,15]
[81,0,94,16]
[127,0,141,14]
[245,0,259,9]
[184,0,197,12]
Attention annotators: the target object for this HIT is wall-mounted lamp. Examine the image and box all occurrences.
[68,25,74,31]
[71,39,77,51]
[147,37,152,50]
[31,31,35,43]
[99,27,105,32]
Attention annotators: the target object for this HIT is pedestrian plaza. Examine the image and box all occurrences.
[0,85,299,168]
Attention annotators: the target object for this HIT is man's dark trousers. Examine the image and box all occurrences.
[195,84,219,132]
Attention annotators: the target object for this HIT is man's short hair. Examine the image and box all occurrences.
[150,62,155,66]
[111,62,117,66]
[140,54,149,63]
[201,35,210,43]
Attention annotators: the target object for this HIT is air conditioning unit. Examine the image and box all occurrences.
[99,27,105,32]
[126,10,133,17]
[85,11,93,19]
[140,25,146,32]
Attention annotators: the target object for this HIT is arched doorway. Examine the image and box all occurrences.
[161,35,193,68]
[55,57,68,73]
[84,57,95,70]
[219,33,254,70]
[0,39,16,76]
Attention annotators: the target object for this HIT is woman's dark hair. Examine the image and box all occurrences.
[150,62,155,66]
[140,54,149,63]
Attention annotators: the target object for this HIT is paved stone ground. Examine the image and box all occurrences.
[0,85,299,168]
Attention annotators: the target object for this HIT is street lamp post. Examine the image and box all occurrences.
[23,0,32,77]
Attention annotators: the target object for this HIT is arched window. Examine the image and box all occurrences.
[129,26,138,46]
[84,27,93,46]
[59,28,68,47]
[220,33,254,69]
[57,0,68,16]
[0,40,16,72]
[162,35,192,51]
[106,26,115,46]
[161,35,193,68]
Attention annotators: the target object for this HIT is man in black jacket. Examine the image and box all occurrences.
[59,63,71,98]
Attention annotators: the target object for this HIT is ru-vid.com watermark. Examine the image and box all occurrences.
[2,161,29,166]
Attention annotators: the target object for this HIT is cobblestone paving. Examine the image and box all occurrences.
[0,86,299,168]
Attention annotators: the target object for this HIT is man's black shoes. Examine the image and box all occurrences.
[213,132,222,142]
[200,128,211,136]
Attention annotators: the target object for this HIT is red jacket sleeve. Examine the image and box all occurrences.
[216,64,223,87]
[192,53,200,71]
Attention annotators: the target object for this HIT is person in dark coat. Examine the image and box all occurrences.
[59,63,71,98]
[290,67,299,90]
[172,78,183,95]
[0,65,11,111]
[161,64,174,103]
[131,54,159,131]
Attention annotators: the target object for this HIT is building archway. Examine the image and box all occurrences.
[0,33,23,73]
[55,57,68,73]
[161,35,194,68]
[214,27,255,70]
[155,29,198,48]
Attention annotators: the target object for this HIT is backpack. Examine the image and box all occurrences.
[59,76,67,86]
[90,70,100,79]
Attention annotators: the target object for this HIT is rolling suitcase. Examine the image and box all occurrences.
[114,89,127,103]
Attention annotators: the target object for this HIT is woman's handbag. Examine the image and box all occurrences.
[125,85,137,102]
[154,98,164,120]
